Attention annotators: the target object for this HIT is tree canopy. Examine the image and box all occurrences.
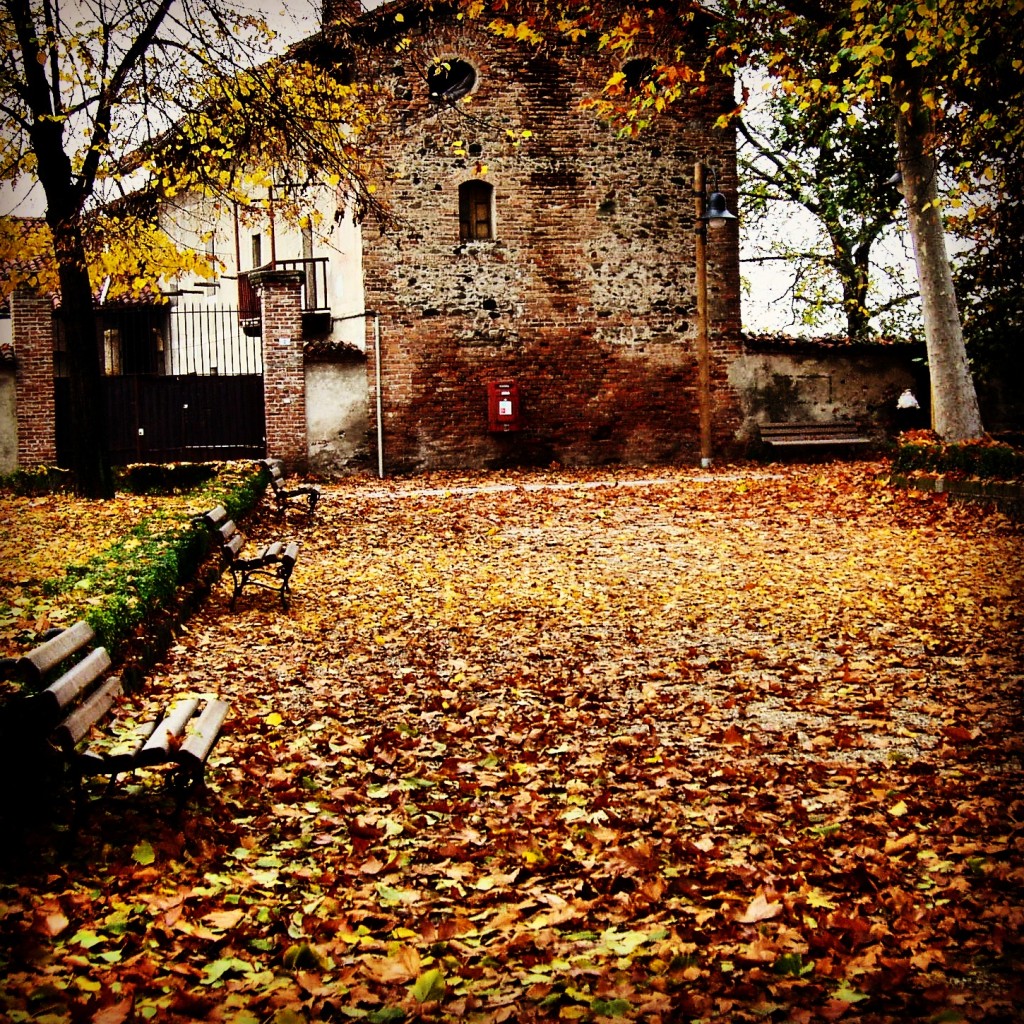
[736,91,916,340]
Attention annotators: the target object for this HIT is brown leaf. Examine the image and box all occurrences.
[363,946,421,983]
[202,908,245,931]
[92,998,133,1024]
[737,892,782,924]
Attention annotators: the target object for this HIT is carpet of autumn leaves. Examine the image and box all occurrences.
[1,461,1023,1024]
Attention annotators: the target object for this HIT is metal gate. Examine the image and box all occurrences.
[55,305,266,465]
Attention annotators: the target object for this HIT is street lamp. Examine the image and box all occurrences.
[694,161,738,468]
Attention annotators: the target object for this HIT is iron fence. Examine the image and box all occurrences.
[54,304,263,377]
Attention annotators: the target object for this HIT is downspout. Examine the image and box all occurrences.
[373,313,384,479]
[332,310,385,477]
[268,186,277,267]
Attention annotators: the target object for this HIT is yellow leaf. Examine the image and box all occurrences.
[889,800,908,817]
[265,711,283,726]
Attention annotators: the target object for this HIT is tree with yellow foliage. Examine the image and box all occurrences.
[1,0,382,495]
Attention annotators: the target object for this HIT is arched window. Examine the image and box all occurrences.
[459,180,494,241]
[622,57,657,92]
[428,58,477,103]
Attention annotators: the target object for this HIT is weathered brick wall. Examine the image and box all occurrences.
[257,270,308,469]
[356,9,743,473]
[11,290,57,466]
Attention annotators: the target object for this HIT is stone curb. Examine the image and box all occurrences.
[889,473,1024,517]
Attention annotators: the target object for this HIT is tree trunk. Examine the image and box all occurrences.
[842,247,871,341]
[10,0,114,496]
[52,221,115,498]
[894,84,984,440]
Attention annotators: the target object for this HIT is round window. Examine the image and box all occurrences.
[428,58,477,103]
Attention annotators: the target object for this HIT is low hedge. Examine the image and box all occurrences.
[892,431,1024,481]
[5,461,268,666]
[0,461,223,496]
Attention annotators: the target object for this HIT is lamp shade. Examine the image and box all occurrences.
[703,191,738,228]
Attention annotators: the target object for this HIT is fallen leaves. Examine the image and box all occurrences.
[1,462,1022,1022]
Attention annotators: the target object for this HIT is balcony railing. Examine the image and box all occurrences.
[237,257,330,327]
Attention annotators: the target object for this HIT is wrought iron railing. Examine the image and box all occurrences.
[237,257,330,327]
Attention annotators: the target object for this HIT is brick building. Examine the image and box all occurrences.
[334,0,744,471]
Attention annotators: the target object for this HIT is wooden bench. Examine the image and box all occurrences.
[200,505,299,609]
[758,421,873,450]
[11,621,229,812]
[260,458,321,518]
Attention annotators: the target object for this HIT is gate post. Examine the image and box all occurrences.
[11,288,57,467]
[253,269,307,469]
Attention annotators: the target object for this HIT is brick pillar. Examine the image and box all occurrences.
[254,269,307,469]
[11,289,57,466]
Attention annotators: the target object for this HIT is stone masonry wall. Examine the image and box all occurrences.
[357,9,743,473]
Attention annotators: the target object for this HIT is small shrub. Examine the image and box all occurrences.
[115,462,217,494]
[7,461,267,657]
[893,431,1024,480]
[0,465,74,495]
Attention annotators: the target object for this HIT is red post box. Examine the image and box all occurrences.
[487,379,521,432]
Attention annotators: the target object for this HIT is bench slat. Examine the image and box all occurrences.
[203,505,229,530]
[77,718,160,774]
[761,422,871,446]
[766,436,872,446]
[52,675,123,751]
[136,697,201,766]
[17,620,96,683]
[177,699,230,770]
[37,647,112,725]
[259,541,285,561]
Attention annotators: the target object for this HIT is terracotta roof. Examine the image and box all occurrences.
[304,337,365,361]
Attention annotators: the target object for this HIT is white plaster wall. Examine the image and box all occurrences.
[158,189,366,350]
[0,368,17,474]
[306,359,370,473]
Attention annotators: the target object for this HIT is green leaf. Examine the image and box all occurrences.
[283,942,327,971]
[592,999,632,1016]
[71,929,103,949]
[132,840,155,865]
[203,957,254,984]
[366,1010,406,1023]
[271,1011,306,1024]
[410,968,446,1003]
[600,927,650,956]
[835,981,869,1004]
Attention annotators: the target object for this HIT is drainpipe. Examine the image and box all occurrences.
[373,313,384,479]
[332,310,385,477]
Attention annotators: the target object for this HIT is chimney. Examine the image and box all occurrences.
[322,0,363,28]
